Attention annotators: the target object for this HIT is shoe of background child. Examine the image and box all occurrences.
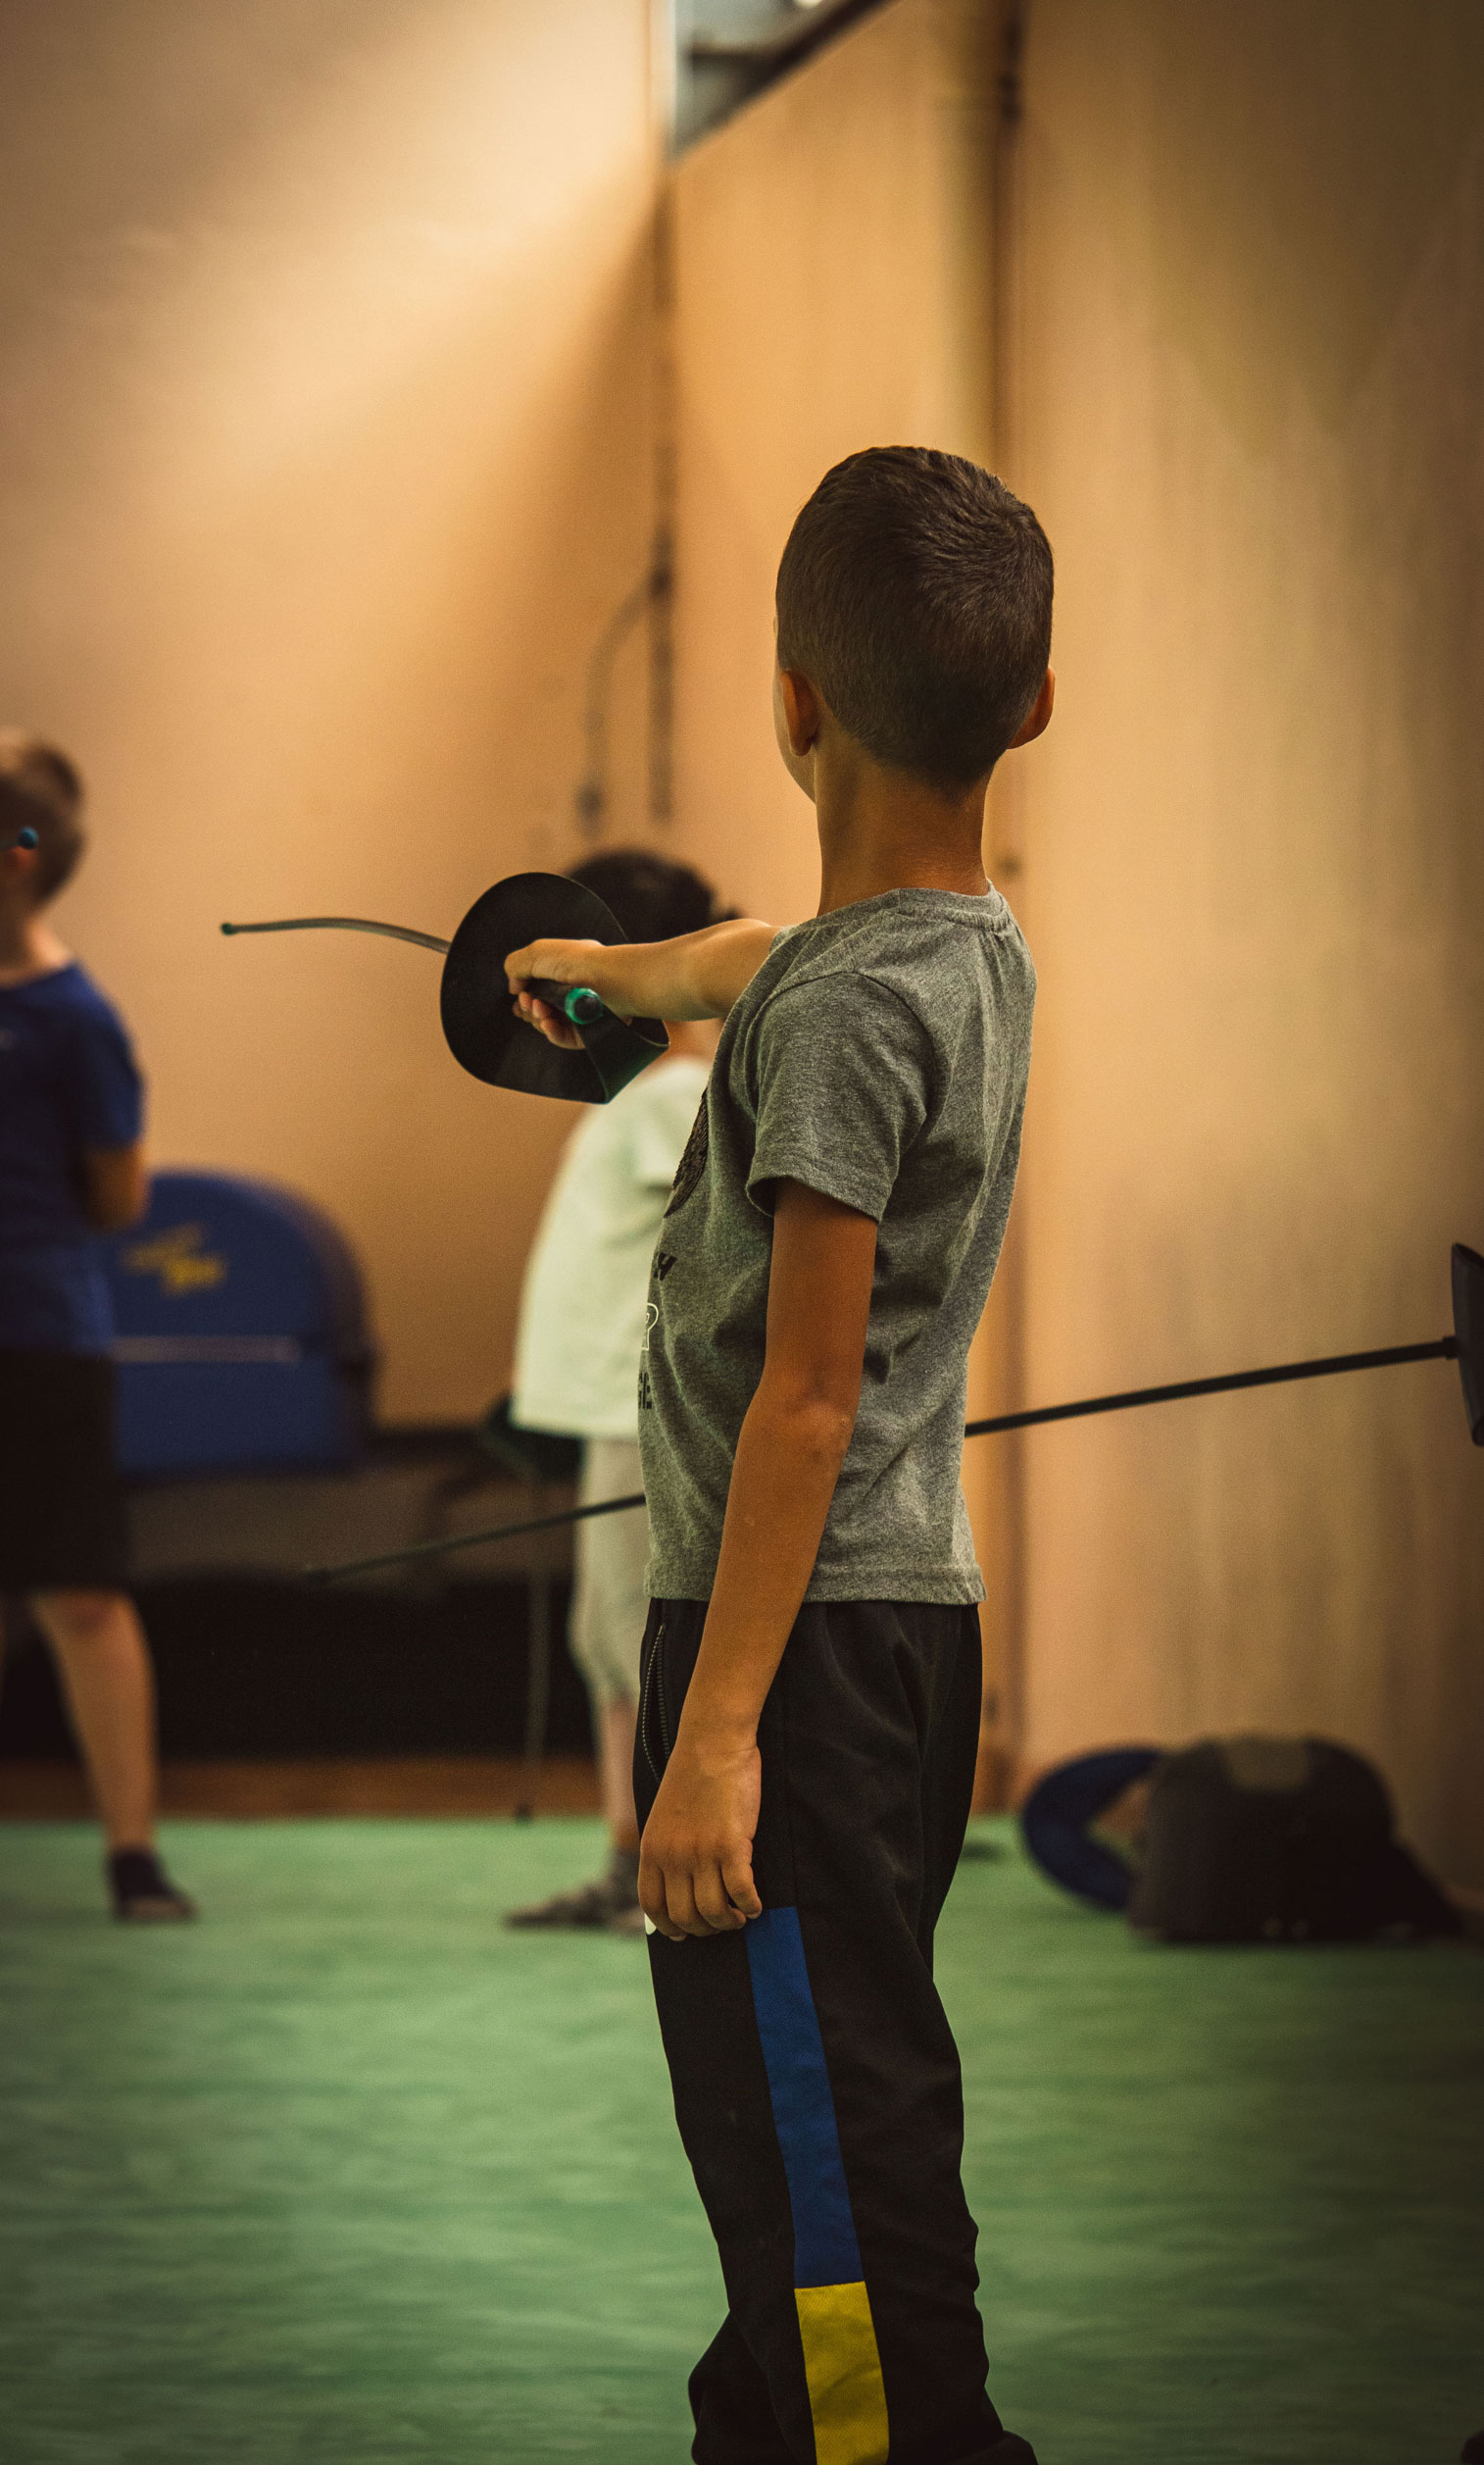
[506,1846,642,1935]
[108,1846,196,1922]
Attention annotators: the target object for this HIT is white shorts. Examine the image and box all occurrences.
[569,1438,650,1707]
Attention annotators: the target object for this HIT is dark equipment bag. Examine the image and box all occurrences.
[1127,1736,1460,1943]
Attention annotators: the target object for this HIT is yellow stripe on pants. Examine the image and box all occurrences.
[794,2282,889,2465]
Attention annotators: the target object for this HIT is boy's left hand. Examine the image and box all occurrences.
[639,1730,764,1940]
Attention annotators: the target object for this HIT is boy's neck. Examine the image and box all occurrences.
[0,901,71,986]
[812,749,990,918]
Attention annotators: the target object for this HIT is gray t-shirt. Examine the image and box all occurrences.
[638,885,1035,1604]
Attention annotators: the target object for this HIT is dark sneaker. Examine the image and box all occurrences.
[108,1846,197,1923]
[507,1849,642,1935]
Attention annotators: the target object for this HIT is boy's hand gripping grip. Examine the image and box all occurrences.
[526,979,610,1028]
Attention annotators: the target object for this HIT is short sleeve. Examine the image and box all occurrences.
[746,975,932,1221]
[629,1064,710,1190]
[71,999,144,1150]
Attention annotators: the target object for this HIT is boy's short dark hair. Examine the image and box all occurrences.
[775,446,1054,789]
[567,848,726,945]
[0,729,85,901]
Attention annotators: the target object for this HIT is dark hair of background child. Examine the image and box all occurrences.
[567,849,731,945]
[0,730,85,900]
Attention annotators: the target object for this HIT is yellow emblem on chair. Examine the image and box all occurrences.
[122,1223,228,1295]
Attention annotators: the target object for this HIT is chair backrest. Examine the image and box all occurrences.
[100,1170,375,1477]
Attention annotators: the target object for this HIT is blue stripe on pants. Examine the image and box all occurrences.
[743,1905,862,2289]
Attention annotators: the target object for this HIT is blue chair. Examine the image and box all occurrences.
[100,1172,375,1477]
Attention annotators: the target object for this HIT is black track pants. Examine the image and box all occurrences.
[635,1597,1037,2465]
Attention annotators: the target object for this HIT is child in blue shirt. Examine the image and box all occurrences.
[0,731,193,1920]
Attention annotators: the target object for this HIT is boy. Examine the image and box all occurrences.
[0,731,193,1921]
[507,850,724,1933]
[508,448,1052,2463]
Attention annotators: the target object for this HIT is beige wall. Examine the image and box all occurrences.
[9,2,1480,1873]
[668,1,999,927]
[0,0,658,1419]
[668,0,1484,1879]
[666,0,1027,1780]
[1012,0,1484,1882]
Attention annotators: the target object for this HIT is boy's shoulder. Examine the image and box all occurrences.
[750,886,1033,1037]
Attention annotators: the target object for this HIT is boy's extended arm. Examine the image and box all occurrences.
[638,1178,877,1942]
[505,918,775,1031]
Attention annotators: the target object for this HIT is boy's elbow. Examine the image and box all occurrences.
[695,921,774,1017]
[758,1382,858,1469]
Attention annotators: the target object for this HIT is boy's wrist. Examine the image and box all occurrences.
[569,943,659,1022]
[506,936,652,1020]
[676,1701,761,1757]
[603,947,655,1016]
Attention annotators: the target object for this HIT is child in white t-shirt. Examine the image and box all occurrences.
[506,851,723,1932]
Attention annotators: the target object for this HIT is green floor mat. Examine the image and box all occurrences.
[1,1818,1479,2463]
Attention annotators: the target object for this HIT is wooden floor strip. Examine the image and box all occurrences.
[0,1756,601,1819]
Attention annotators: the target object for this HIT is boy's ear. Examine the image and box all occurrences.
[777,667,822,758]
[1,840,40,895]
[1009,668,1055,750]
